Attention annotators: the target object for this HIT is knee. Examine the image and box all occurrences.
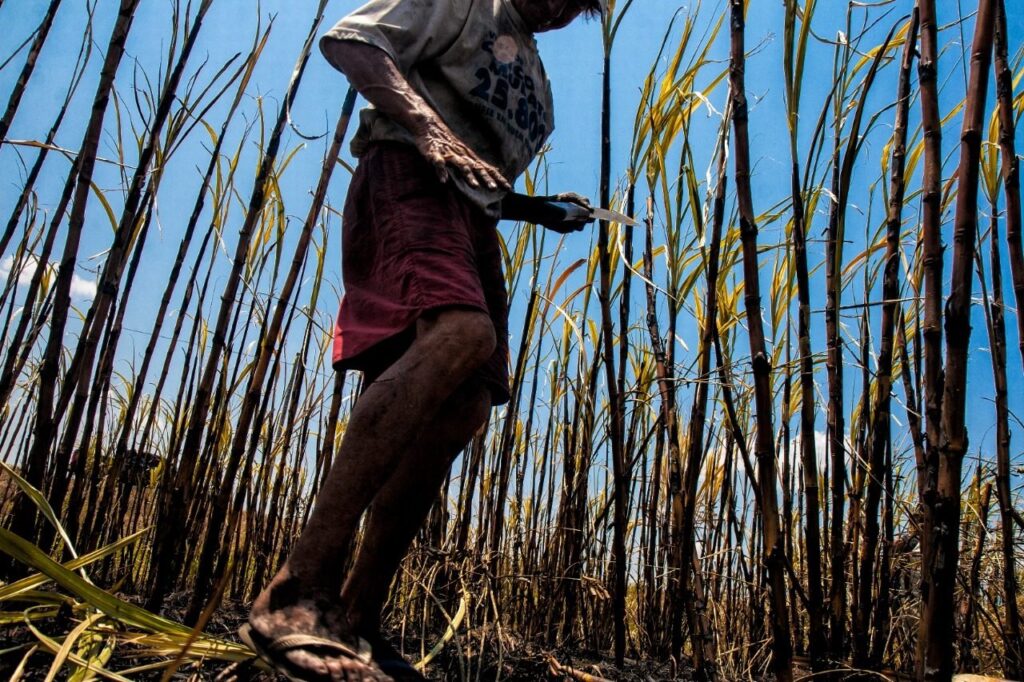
[459,313,497,368]
[428,309,497,370]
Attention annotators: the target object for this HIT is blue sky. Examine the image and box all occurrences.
[1,0,1023,495]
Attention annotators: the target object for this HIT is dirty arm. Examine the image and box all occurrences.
[322,39,509,192]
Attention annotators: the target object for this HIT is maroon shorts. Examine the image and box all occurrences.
[332,142,511,405]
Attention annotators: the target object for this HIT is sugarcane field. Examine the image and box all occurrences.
[1,0,1023,680]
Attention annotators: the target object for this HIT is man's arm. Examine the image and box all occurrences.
[500,192,593,233]
[322,40,509,192]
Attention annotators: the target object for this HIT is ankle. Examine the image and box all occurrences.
[253,570,334,613]
[335,597,380,636]
[354,614,382,636]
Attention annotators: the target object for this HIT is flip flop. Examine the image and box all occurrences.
[360,633,429,681]
[239,623,387,682]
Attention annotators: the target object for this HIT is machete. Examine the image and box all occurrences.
[546,200,638,227]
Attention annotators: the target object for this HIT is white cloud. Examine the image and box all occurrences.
[790,429,832,473]
[815,430,828,458]
[70,273,97,300]
[0,255,35,287]
[0,254,96,301]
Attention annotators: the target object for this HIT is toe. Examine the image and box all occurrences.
[325,657,345,681]
[290,650,331,678]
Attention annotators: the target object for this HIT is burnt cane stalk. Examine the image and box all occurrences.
[853,10,918,669]
[920,2,995,678]
[486,289,538,560]
[824,53,848,663]
[782,0,825,666]
[0,0,64,153]
[642,195,681,656]
[824,20,898,661]
[728,2,793,679]
[145,0,330,610]
[0,16,94,409]
[984,160,1024,682]
[991,6,1024,671]
[0,0,70,257]
[914,0,946,668]
[597,19,628,667]
[956,470,991,671]
[676,129,728,680]
[993,0,1024,375]
[4,0,142,559]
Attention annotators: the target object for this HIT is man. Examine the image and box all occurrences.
[241,0,601,679]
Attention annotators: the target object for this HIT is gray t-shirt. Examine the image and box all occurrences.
[321,0,555,215]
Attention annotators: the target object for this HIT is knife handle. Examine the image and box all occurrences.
[545,201,593,223]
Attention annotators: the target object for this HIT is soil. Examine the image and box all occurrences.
[0,590,689,681]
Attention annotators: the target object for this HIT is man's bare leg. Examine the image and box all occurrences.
[338,379,491,637]
[248,309,495,681]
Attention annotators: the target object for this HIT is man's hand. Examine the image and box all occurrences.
[500,192,593,232]
[414,119,510,191]
[545,192,592,232]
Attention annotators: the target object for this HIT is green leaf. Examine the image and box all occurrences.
[0,462,80,563]
[0,529,148,602]
[0,527,248,660]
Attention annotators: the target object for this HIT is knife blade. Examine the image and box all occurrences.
[589,206,638,227]
[548,201,638,227]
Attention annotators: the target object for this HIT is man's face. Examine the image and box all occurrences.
[516,0,588,33]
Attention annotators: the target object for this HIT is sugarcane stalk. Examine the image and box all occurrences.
[782,0,825,665]
[991,3,1024,671]
[0,0,65,153]
[145,0,330,609]
[728,1,793,678]
[984,9,1022,663]
[914,0,946,669]
[4,0,143,564]
[921,2,995,678]
[854,10,919,669]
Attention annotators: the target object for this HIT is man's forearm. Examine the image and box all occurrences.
[500,192,593,232]
[500,193,545,222]
[322,39,509,191]
[322,41,442,141]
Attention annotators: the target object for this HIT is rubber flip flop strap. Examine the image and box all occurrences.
[263,632,375,666]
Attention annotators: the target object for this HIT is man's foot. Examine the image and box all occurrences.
[247,584,392,681]
[358,630,428,681]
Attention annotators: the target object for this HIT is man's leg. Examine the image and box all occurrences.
[248,308,495,680]
[337,378,491,635]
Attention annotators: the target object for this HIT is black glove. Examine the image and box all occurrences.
[500,192,594,233]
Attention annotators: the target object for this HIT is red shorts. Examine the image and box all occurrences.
[332,142,511,405]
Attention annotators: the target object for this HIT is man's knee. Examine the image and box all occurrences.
[420,308,497,370]
[459,313,497,367]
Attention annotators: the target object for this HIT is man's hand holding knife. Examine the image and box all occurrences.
[501,192,637,233]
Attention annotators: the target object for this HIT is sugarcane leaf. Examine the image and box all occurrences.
[25,614,131,682]
[45,611,106,682]
[88,182,119,233]
[0,526,244,660]
[0,529,148,602]
[0,462,80,562]
[8,644,38,682]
